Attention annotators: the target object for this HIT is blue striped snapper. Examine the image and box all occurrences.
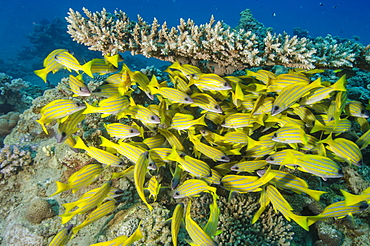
[56,110,86,143]
[90,58,118,74]
[245,69,276,85]
[158,128,184,151]
[321,135,362,166]
[111,166,134,179]
[257,169,326,201]
[143,134,166,149]
[310,117,351,134]
[190,73,232,91]
[34,49,67,82]
[345,101,369,118]
[37,99,86,134]
[221,167,276,193]
[231,159,268,173]
[292,107,316,127]
[285,152,343,180]
[166,61,201,79]
[190,93,223,113]
[72,199,117,234]
[150,86,193,104]
[355,129,370,150]
[265,149,304,165]
[105,123,141,139]
[221,113,255,128]
[203,194,221,238]
[146,176,161,201]
[122,105,160,124]
[185,200,218,246]
[267,73,309,93]
[49,224,74,246]
[83,95,130,117]
[100,136,147,165]
[149,147,172,163]
[61,187,123,214]
[90,221,143,245]
[173,179,216,199]
[271,78,322,116]
[266,185,309,231]
[74,136,123,166]
[105,71,132,96]
[50,164,103,196]
[92,83,120,97]
[307,200,369,226]
[54,50,94,78]
[202,169,223,185]
[134,152,153,211]
[189,133,230,162]
[60,181,112,224]
[170,113,207,131]
[271,124,307,145]
[340,187,370,206]
[167,147,211,178]
[300,76,346,105]
[68,75,91,97]
[170,203,184,246]
[129,70,154,100]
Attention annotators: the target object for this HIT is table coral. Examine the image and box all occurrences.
[66,8,370,75]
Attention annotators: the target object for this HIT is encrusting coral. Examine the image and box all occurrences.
[66,8,370,75]
[25,197,55,224]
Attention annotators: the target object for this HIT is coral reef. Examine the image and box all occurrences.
[0,112,20,137]
[0,144,35,178]
[25,197,56,224]
[66,8,370,74]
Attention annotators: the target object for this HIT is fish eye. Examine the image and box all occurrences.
[95,88,102,92]
[214,105,219,109]
[273,133,278,138]
[223,82,228,86]
[273,105,279,111]
[233,166,239,170]
[129,129,135,133]
[184,97,189,101]
[359,201,369,211]
[361,109,366,114]
[179,153,186,158]
[338,168,343,175]
[269,157,274,161]
[221,156,228,160]
[62,132,67,137]
[150,116,156,120]
[174,191,180,196]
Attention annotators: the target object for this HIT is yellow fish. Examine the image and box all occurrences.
[34,49,67,82]
[170,113,207,131]
[54,50,94,77]
[173,179,216,199]
[170,203,184,246]
[134,152,153,211]
[83,95,130,117]
[340,187,370,206]
[49,224,74,246]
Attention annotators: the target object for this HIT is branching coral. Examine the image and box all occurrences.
[66,8,370,74]
[0,145,35,178]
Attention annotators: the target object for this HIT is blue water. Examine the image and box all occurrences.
[0,0,369,79]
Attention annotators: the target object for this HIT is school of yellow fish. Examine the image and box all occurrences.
[35,49,370,246]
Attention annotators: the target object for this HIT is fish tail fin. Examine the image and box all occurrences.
[104,54,119,68]
[82,102,98,115]
[62,202,77,214]
[340,189,364,206]
[100,136,114,148]
[290,214,309,231]
[34,68,49,83]
[167,146,181,162]
[49,181,69,197]
[305,189,326,202]
[310,120,325,134]
[81,60,94,78]
[59,213,75,224]
[73,136,88,150]
[36,118,49,134]
[331,75,347,91]
[307,216,320,227]
[195,114,207,126]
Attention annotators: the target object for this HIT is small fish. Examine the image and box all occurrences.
[203,194,221,237]
[105,123,141,139]
[265,149,304,165]
[171,203,184,246]
[221,167,276,193]
[189,133,230,162]
[143,134,166,149]
[90,58,119,74]
[83,95,130,118]
[257,169,326,201]
[146,176,161,201]
[34,49,67,82]
[60,181,112,224]
[50,164,103,196]
[190,73,232,91]
[49,224,74,246]
[56,110,86,143]
[320,135,362,166]
[54,50,94,77]
[285,152,343,180]
[111,166,135,179]
[167,147,211,178]
[271,124,308,145]
[92,83,120,97]
[221,113,254,128]
[68,74,91,97]
[252,187,270,224]
[122,105,160,124]
[340,187,370,206]
[231,159,268,172]
[134,152,153,211]
[74,136,123,166]
[173,179,216,199]
[310,117,351,134]
[150,86,193,104]
[129,70,154,99]
[345,101,369,118]
[202,168,223,185]
[190,93,223,113]
[271,78,322,116]
[37,99,86,134]
[307,200,369,226]
[355,129,370,150]
[90,221,143,246]
[100,136,147,165]
[170,113,207,131]
[72,200,117,234]
[158,128,184,151]
[266,185,309,231]
[185,200,218,246]
[166,61,202,79]
[149,147,173,163]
